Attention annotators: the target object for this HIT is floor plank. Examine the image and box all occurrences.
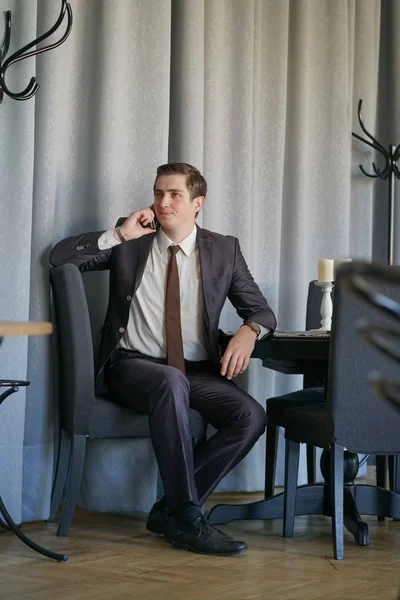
[1,484,400,600]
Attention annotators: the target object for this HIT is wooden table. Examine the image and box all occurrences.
[0,321,67,562]
[0,321,53,337]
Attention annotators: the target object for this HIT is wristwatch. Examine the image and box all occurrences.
[243,321,261,339]
[115,226,127,243]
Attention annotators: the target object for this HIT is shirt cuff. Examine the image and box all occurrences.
[257,324,271,340]
[98,229,121,250]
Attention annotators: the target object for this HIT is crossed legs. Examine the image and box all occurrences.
[106,349,266,512]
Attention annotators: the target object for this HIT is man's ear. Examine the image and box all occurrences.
[193,196,205,214]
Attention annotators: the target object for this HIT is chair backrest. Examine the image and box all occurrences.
[50,264,97,434]
[303,281,326,388]
[305,280,322,330]
[328,264,400,454]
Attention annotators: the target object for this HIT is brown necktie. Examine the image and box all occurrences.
[165,245,185,373]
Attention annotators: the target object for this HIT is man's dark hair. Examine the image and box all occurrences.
[153,163,207,200]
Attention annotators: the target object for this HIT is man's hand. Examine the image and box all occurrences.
[113,207,156,242]
[220,325,257,380]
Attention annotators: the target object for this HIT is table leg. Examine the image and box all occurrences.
[0,519,12,531]
[0,496,68,562]
[320,448,370,546]
[0,379,68,560]
[208,484,325,524]
[209,448,383,549]
[343,487,369,546]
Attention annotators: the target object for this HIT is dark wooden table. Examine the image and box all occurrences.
[252,331,330,377]
[209,331,400,547]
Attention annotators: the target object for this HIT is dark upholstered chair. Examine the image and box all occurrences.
[265,281,390,500]
[49,263,207,536]
[264,281,325,498]
[282,268,400,559]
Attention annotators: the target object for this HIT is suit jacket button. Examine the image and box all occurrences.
[119,327,125,333]
[126,295,132,301]
[76,245,84,251]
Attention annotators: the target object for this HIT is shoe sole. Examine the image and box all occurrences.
[170,541,247,556]
[146,526,164,535]
[146,522,172,543]
[146,523,164,536]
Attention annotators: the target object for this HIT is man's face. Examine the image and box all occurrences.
[153,174,204,232]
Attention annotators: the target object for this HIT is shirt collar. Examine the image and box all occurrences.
[157,225,197,257]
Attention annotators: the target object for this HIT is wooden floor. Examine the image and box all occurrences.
[2,486,400,600]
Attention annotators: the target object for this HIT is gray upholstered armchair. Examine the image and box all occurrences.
[49,263,207,536]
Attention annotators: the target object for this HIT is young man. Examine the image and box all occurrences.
[50,163,276,556]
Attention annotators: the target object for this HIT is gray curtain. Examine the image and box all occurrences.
[0,0,394,523]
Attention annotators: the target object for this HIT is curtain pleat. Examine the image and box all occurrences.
[0,0,388,521]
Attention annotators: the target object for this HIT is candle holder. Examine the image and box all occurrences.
[311,281,334,331]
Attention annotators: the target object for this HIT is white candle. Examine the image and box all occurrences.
[334,258,352,278]
[318,259,334,282]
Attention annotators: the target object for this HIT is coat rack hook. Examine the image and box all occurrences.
[0,1,72,104]
[352,100,400,265]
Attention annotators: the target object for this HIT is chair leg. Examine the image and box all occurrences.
[283,439,300,538]
[265,424,279,499]
[306,445,316,484]
[57,434,87,537]
[331,443,344,560]
[49,430,71,522]
[390,455,400,521]
[392,455,400,495]
[388,455,398,492]
[376,455,387,522]
[376,455,387,488]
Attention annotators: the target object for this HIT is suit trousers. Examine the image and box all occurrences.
[106,348,266,512]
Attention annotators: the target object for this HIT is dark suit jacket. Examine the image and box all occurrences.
[50,222,277,388]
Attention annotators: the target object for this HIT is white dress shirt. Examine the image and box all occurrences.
[99,226,209,360]
[98,225,270,361]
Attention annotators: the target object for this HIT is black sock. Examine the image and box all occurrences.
[172,502,202,524]
[157,496,167,509]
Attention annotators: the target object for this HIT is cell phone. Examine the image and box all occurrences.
[141,205,158,229]
[142,217,158,229]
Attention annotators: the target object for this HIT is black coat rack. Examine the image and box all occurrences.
[0,0,72,103]
[352,99,400,265]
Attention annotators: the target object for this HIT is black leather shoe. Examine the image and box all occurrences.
[169,515,247,556]
[146,501,169,537]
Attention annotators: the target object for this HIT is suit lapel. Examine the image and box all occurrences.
[197,227,212,327]
[132,233,156,293]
